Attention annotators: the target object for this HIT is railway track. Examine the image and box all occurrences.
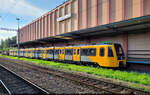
[0,80,11,95]
[0,64,49,95]
[4,58,150,95]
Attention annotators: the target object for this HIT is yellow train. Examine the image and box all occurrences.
[9,43,126,68]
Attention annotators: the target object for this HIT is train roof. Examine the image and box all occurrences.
[15,43,121,50]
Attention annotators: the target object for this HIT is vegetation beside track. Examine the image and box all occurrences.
[1,55,150,91]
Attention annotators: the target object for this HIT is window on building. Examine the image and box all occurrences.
[66,19,69,32]
[59,7,64,17]
[108,47,114,57]
[65,4,69,15]
[60,22,63,33]
[100,48,105,57]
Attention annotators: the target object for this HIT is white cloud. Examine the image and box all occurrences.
[0,30,17,40]
[0,0,46,17]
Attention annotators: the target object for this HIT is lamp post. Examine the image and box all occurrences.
[16,18,20,58]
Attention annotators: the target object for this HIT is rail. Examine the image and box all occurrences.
[0,64,49,95]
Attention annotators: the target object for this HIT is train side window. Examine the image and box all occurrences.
[100,48,105,57]
[81,49,88,56]
[77,49,80,55]
[88,48,96,56]
[108,47,114,57]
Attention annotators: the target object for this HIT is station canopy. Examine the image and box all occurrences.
[18,15,150,47]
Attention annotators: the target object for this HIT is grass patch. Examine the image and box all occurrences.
[1,55,150,89]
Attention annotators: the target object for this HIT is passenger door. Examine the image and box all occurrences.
[73,48,80,62]
[59,49,65,60]
[42,50,46,59]
[99,47,106,66]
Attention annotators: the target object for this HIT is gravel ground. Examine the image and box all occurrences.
[0,58,98,94]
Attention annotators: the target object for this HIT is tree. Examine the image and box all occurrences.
[0,36,16,49]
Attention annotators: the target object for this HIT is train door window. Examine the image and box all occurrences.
[74,49,76,55]
[77,49,80,55]
[88,48,96,56]
[60,50,62,54]
[108,47,114,57]
[62,50,63,54]
[100,48,105,57]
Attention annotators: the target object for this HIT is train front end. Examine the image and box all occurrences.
[114,44,126,68]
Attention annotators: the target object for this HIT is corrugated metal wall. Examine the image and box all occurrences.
[20,0,150,43]
[128,32,150,59]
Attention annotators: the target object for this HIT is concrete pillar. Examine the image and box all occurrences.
[123,34,128,58]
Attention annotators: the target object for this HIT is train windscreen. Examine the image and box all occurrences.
[114,44,125,60]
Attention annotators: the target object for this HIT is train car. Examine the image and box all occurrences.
[59,47,65,61]
[9,43,126,68]
[65,46,73,62]
[45,47,54,60]
[80,43,126,68]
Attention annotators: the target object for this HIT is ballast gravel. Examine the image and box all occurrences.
[0,58,99,94]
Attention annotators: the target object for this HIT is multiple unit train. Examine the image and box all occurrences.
[9,43,126,68]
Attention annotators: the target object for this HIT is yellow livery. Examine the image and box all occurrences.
[9,43,126,68]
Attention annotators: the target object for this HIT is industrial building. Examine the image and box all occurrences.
[19,0,150,64]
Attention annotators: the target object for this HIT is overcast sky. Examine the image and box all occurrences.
[0,0,66,41]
